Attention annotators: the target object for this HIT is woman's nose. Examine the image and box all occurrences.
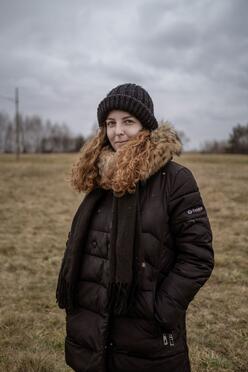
[115,123,124,135]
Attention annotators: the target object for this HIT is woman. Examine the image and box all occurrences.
[56,83,214,372]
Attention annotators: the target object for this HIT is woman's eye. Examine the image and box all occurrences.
[106,121,115,127]
[124,120,134,125]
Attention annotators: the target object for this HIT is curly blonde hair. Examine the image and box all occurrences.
[70,126,106,193]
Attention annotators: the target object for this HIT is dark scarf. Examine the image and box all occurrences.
[56,185,144,314]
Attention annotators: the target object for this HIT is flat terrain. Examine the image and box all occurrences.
[0,153,247,372]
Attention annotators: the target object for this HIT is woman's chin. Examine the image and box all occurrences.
[115,142,128,151]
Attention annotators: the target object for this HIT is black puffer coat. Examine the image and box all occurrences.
[62,160,214,372]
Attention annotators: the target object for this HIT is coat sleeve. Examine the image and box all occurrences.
[154,166,214,330]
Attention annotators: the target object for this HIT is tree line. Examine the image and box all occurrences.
[0,112,85,153]
[201,123,248,154]
[0,111,247,154]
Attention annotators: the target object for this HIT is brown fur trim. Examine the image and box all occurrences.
[70,123,181,195]
[97,123,181,195]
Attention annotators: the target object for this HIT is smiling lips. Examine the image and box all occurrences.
[115,141,128,145]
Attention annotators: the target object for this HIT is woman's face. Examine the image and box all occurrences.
[106,110,143,151]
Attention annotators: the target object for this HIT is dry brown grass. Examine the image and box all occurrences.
[0,153,247,372]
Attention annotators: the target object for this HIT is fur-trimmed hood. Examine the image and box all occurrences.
[97,124,182,195]
[70,123,182,196]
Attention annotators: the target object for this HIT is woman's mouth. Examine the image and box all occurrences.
[115,141,128,145]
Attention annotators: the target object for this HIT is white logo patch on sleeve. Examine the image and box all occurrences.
[187,206,204,215]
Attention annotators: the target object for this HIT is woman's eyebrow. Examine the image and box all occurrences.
[122,115,134,120]
[106,115,134,120]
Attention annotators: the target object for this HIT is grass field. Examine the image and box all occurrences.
[0,153,247,372]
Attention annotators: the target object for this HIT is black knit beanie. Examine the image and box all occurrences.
[97,83,158,131]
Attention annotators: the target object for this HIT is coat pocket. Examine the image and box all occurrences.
[111,317,185,360]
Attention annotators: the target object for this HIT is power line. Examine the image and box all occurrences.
[0,93,14,102]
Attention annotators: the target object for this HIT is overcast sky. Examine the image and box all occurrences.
[0,0,247,149]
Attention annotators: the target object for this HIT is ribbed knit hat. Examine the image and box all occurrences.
[97,83,158,131]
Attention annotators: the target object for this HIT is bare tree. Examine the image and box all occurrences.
[0,112,9,153]
[201,140,228,153]
[4,123,15,153]
[227,123,248,154]
[0,111,86,153]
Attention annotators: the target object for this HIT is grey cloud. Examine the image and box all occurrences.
[134,0,248,77]
[0,0,247,148]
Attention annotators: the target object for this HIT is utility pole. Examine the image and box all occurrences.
[0,87,21,160]
[15,87,20,160]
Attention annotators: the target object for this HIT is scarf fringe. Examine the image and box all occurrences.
[56,268,67,309]
[107,282,138,314]
[56,264,75,311]
[56,270,76,314]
